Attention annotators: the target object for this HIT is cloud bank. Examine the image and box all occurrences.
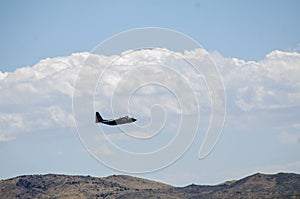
[0,49,300,142]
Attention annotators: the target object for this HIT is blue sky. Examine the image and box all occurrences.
[1,0,300,72]
[0,0,300,186]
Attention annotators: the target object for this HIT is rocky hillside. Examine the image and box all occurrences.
[0,173,299,198]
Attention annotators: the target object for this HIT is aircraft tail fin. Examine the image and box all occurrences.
[95,112,104,123]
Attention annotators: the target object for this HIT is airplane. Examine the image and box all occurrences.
[95,112,137,126]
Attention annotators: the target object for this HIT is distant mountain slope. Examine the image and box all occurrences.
[0,174,170,199]
[0,173,299,198]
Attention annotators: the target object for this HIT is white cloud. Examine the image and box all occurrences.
[208,50,300,131]
[212,50,300,111]
[0,133,15,142]
[1,49,300,142]
[278,132,300,144]
[292,123,300,129]
[56,150,64,156]
[0,53,89,139]
[0,71,8,80]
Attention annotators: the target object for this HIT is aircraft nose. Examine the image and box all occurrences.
[132,118,137,122]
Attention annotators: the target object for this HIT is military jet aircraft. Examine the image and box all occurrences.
[95,112,137,126]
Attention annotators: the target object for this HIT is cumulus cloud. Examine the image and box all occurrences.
[0,53,88,141]
[211,50,300,110]
[0,49,300,142]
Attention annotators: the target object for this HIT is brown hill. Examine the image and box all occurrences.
[0,173,299,198]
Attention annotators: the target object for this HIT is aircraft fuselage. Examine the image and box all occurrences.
[95,112,136,126]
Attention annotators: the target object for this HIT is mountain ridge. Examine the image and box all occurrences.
[0,172,299,198]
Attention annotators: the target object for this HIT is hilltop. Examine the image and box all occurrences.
[0,172,299,198]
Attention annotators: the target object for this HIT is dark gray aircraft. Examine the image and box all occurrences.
[95,112,137,126]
